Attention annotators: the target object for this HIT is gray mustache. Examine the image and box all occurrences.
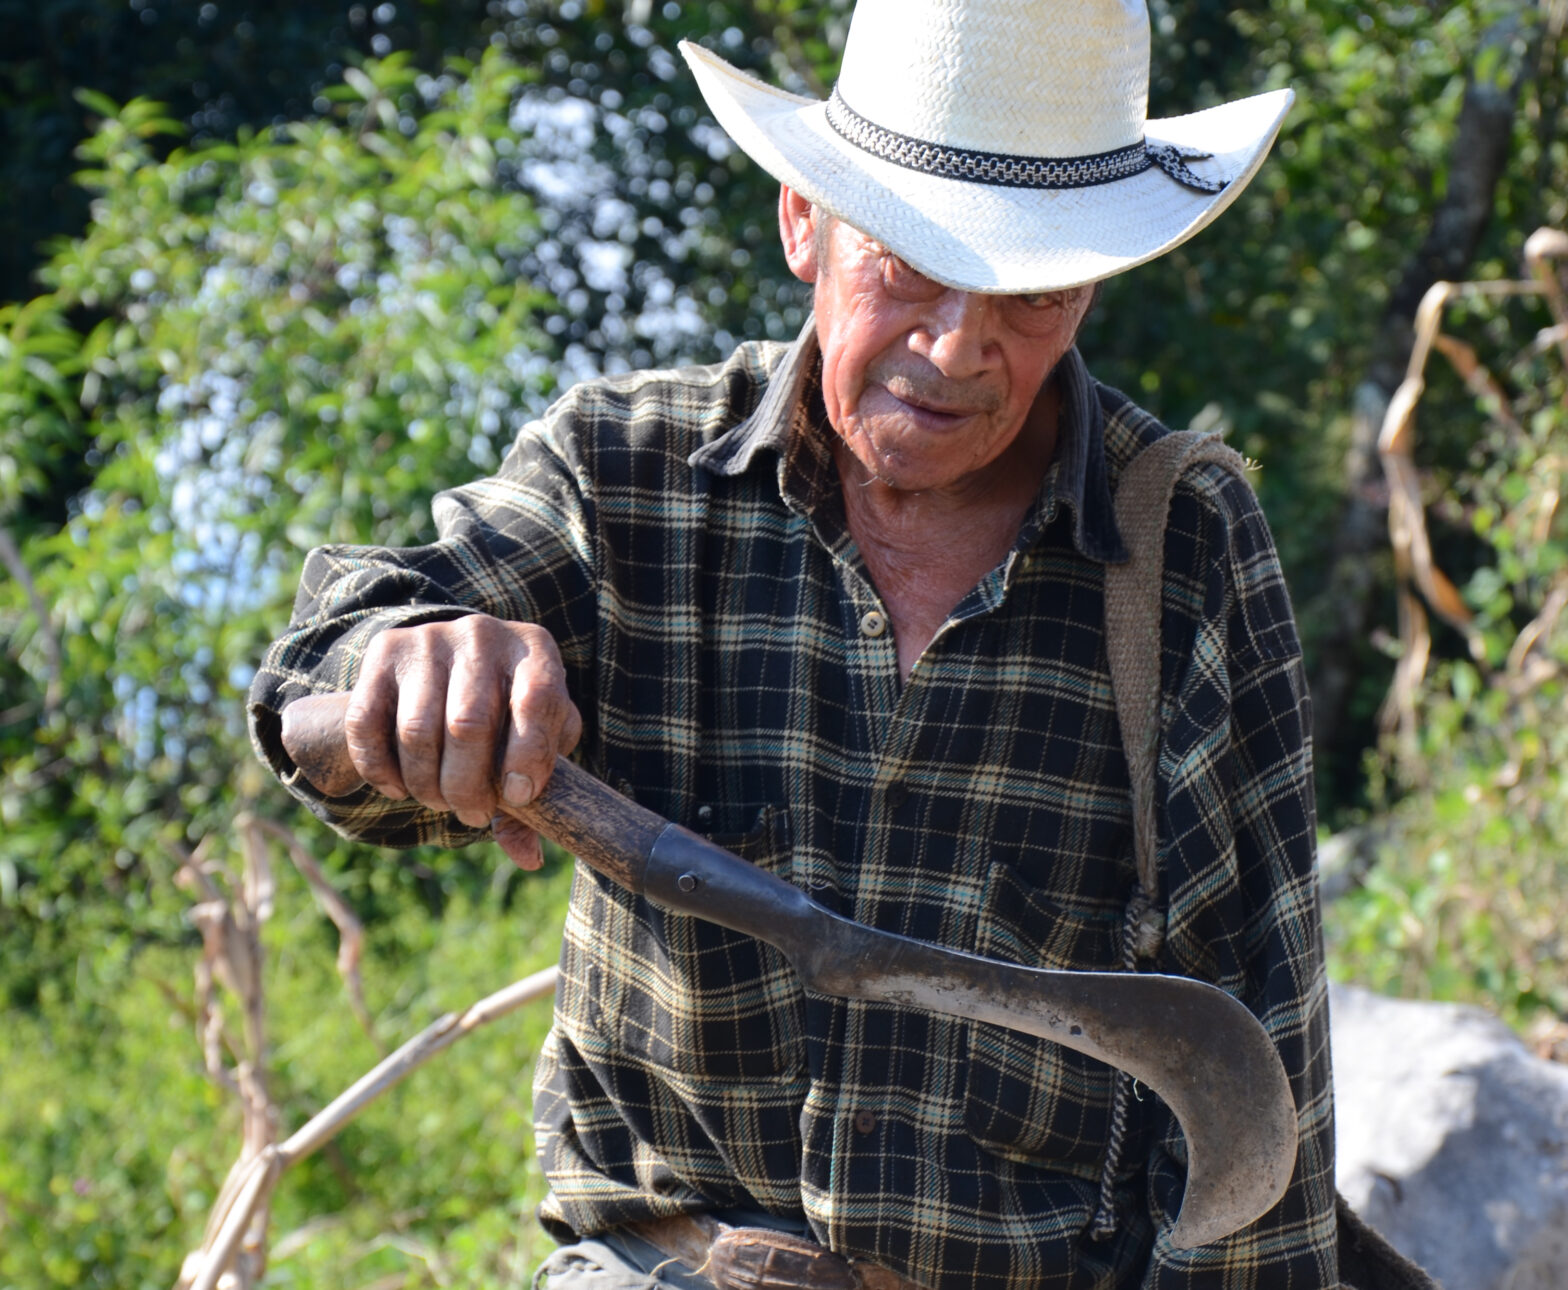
[871,364,1004,416]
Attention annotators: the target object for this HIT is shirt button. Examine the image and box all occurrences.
[858,609,888,639]
[696,805,713,825]
[886,780,910,810]
[853,1109,878,1135]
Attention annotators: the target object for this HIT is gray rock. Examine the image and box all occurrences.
[1317,827,1387,903]
[1332,983,1568,1290]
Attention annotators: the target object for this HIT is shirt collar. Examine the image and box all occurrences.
[688,317,1127,565]
[687,316,820,479]
[1045,344,1128,563]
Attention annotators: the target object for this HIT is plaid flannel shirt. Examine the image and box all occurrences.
[249,323,1338,1289]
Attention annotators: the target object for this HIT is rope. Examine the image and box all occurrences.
[1089,888,1149,1240]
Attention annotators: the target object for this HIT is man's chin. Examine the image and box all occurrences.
[857,448,981,496]
[833,408,1014,495]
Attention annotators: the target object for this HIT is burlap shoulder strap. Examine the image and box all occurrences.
[1104,430,1250,954]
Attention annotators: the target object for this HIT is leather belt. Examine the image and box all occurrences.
[625,1213,930,1290]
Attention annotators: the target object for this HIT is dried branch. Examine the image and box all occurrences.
[173,833,277,1290]
[248,814,381,1052]
[1310,6,1537,758]
[1374,237,1568,740]
[1530,322,1568,358]
[1430,333,1522,437]
[175,965,559,1290]
[1507,576,1568,681]
[1525,226,1568,370]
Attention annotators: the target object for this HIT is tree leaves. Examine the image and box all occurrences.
[1,51,557,992]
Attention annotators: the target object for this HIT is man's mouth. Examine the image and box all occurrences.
[898,393,969,420]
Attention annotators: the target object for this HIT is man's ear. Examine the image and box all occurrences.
[778,185,820,284]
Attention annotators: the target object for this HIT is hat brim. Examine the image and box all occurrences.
[681,42,1293,293]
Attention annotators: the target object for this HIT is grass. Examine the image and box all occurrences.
[0,840,574,1290]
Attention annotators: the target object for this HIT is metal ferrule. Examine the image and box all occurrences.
[643,823,818,951]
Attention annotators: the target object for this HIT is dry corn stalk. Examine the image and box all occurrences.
[173,836,277,1290]
[172,815,560,1290]
[175,963,557,1290]
[1376,226,1568,754]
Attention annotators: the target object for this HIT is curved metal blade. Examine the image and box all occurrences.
[644,825,1298,1248]
[798,915,1298,1248]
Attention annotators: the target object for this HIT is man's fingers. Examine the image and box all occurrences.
[345,669,407,800]
[501,656,580,806]
[341,616,577,829]
[395,671,450,814]
[493,813,544,871]
[440,657,507,828]
[498,706,551,808]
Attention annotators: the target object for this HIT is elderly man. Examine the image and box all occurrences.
[248,1,1407,1287]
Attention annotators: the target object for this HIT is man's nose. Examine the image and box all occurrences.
[909,290,998,378]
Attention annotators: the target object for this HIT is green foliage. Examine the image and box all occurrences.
[1325,290,1568,1028]
[0,297,83,530]
[1,50,555,1002]
[0,51,579,1284]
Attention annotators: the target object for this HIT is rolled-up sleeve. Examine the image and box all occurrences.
[247,402,599,847]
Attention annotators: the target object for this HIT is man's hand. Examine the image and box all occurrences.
[344,615,583,871]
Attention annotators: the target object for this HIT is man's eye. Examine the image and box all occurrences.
[1018,292,1065,310]
[880,252,943,301]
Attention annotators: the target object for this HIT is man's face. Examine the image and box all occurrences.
[781,191,1094,495]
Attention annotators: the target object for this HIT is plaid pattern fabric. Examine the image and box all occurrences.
[249,324,1338,1289]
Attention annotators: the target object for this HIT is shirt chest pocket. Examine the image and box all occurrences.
[963,859,1123,1170]
[589,804,806,1081]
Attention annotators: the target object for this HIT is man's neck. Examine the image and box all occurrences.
[836,382,1060,681]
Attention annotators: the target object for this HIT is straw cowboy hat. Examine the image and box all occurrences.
[680,0,1293,293]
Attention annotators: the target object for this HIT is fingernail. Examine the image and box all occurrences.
[504,772,535,806]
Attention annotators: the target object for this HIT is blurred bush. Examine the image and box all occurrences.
[1,51,556,1002]
[1326,265,1568,1028]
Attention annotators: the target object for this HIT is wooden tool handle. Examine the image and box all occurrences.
[280,691,664,893]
